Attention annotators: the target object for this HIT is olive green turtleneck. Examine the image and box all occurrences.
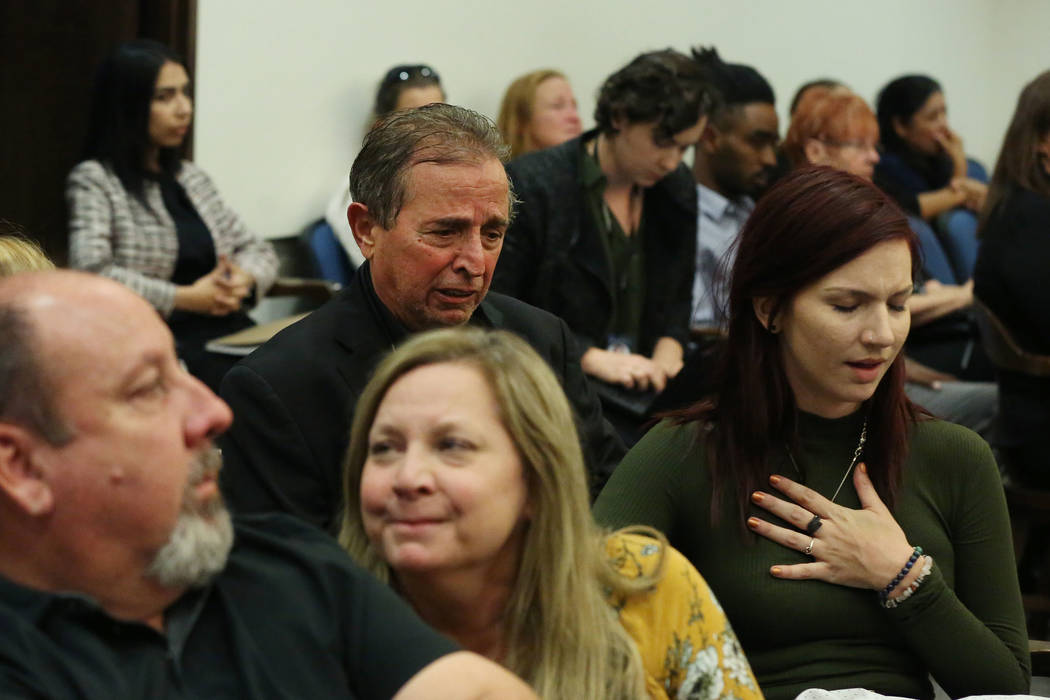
[593,412,1029,700]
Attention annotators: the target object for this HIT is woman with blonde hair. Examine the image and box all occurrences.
[340,327,759,699]
[0,231,55,276]
[497,69,582,159]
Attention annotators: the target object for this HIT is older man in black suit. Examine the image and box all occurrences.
[219,104,623,533]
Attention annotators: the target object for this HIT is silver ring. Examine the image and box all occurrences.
[803,538,815,556]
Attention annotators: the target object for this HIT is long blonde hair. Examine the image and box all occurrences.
[340,327,657,699]
[497,69,567,159]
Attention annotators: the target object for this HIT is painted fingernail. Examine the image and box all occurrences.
[747,517,760,528]
[771,566,782,576]
[769,475,781,486]
[859,463,867,474]
[751,492,764,504]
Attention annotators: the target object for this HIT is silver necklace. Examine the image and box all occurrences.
[784,419,867,504]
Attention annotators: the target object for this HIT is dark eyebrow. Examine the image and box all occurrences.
[155,79,191,92]
[823,285,914,299]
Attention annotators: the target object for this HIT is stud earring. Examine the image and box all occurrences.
[769,322,778,333]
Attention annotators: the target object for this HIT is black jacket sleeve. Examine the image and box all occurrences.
[545,312,626,496]
[218,363,344,533]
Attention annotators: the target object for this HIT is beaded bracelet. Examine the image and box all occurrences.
[878,546,923,603]
[881,555,934,609]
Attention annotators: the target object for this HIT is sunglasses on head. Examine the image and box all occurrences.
[382,65,440,87]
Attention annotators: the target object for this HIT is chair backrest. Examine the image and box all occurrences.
[300,218,354,286]
[973,298,1050,377]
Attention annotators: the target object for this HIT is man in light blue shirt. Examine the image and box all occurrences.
[690,49,778,329]
[692,186,755,328]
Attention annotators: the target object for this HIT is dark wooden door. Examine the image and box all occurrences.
[0,0,195,264]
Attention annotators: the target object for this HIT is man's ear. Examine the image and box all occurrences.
[697,121,721,154]
[752,296,778,332]
[347,202,381,261]
[804,138,828,165]
[0,424,55,517]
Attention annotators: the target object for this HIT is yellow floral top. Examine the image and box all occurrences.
[605,533,764,700]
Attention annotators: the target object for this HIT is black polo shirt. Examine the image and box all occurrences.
[0,514,457,699]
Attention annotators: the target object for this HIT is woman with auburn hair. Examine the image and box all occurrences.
[783,88,879,179]
[975,70,1050,487]
[340,327,760,699]
[595,167,1028,698]
[784,90,996,439]
[497,69,582,159]
[68,39,277,392]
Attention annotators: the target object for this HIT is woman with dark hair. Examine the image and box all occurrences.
[595,166,1028,699]
[325,64,445,268]
[974,70,1050,488]
[368,64,445,128]
[491,50,711,408]
[875,75,986,283]
[67,39,277,392]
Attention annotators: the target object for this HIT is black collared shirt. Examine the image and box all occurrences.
[0,514,457,698]
[579,139,646,351]
[359,261,497,346]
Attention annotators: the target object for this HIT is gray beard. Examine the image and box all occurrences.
[145,449,234,589]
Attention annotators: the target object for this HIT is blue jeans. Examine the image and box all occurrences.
[910,215,958,284]
[935,208,979,282]
[912,159,987,283]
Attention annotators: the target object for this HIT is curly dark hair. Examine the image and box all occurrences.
[594,49,716,140]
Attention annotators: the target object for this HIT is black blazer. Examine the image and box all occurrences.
[218,266,625,532]
[492,130,697,355]
[973,185,1050,454]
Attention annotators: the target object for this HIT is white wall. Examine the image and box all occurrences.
[195,0,1049,239]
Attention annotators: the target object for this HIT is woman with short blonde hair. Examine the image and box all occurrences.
[340,327,759,699]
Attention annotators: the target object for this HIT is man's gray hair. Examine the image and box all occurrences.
[349,103,516,229]
[0,304,74,446]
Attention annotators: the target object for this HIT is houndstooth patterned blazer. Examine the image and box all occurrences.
[67,160,278,316]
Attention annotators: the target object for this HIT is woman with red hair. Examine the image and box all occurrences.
[595,167,1027,699]
[783,90,996,439]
